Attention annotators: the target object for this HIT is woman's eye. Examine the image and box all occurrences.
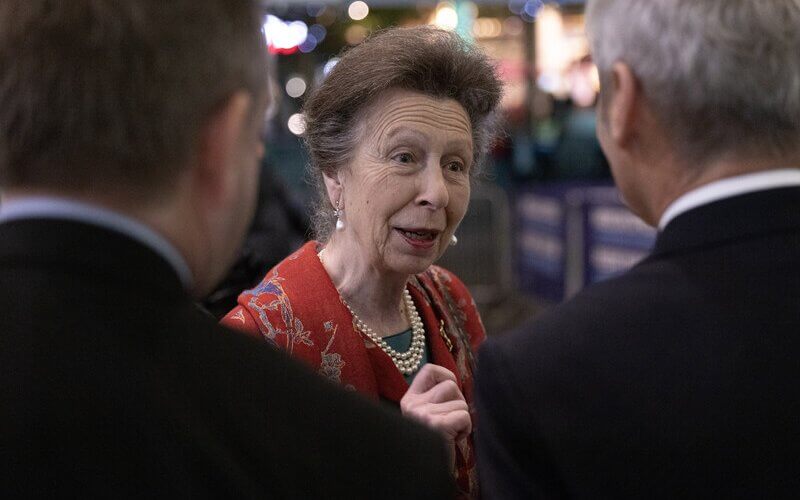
[393,152,414,164]
[446,161,465,172]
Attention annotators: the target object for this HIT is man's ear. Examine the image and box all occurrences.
[607,62,639,147]
[195,91,252,205]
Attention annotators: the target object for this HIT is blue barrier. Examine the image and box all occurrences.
[514,182,656,302]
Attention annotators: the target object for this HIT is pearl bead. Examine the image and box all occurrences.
[341,287,426,375]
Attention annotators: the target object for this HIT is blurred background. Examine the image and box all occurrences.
[206,0,657,334]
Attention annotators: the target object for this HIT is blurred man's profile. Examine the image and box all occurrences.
[0,1,453,497]
[476,0,800,497]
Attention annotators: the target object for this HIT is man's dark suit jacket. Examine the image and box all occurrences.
[476,186,800,498]
[0,218,453,498]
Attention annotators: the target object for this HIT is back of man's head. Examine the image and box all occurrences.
[0,0,268,201]
[586,0,800,166]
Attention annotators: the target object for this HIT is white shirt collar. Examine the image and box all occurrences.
[0,196,193,289]
[658,168,800,230]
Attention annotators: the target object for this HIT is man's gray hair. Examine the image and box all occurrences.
[586,0,800,164]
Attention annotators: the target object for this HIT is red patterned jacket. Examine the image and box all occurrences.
[222,241,485,498]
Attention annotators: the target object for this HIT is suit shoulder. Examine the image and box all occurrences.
[482,260,674,363]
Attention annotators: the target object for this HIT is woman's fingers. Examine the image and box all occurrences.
[438,409,472,439]
[401,366,463,412]
[426,379,462,404]
[417,399,469,416]
[407,363,458,395]
[424,409,472,441]
[430,399,470,414]
[400,364,471,441]
[403,404,472,440]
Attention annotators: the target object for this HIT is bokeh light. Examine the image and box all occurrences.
[299,34,318,53]
[287,113,306,136]
[323,58,340,76]
[434,2,459,31]
[263,15,308,54]
[503,16,524,37]
[309,24,327,43]
[508,0,526,15]
[348,1,370,21]
[285,76,307,98]
[524,0,545,18]
[306,4,326,17]
[345,24,369,45]
[473,17,503,39]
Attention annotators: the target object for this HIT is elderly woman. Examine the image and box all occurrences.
[222,26,501,497]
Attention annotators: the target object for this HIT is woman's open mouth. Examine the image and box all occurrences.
[395,227,439,250]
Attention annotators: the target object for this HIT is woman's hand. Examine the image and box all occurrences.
[400,364,472,443]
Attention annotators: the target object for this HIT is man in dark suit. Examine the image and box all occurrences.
[476,0,800,497]
[0,1,453,497]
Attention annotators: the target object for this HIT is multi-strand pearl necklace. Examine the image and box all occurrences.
[343,288,426,375]
[318,247,426,375]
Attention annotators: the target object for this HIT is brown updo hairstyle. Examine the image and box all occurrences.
[302,25,503,241]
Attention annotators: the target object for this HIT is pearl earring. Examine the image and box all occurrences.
[334,198,344,230]
[450,234,458,246]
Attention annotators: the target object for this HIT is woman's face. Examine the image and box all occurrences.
[332,89,473,277]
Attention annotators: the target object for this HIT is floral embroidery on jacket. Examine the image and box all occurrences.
[222,241,485,499]
[319,321,345,383]
[246,271,313,352]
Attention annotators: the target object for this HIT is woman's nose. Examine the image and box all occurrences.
[416,161,449,210]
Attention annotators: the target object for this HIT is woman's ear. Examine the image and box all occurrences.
[322,170,343,207]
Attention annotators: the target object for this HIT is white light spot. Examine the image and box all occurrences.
[348,1,369,21]
[287,113,306,136]
[263,15,308,50]
[434,3,459,31]
[285,76,307,98]
[323,58,340,76]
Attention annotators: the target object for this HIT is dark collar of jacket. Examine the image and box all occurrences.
[651,186,800,259]
[0,218,185,302]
